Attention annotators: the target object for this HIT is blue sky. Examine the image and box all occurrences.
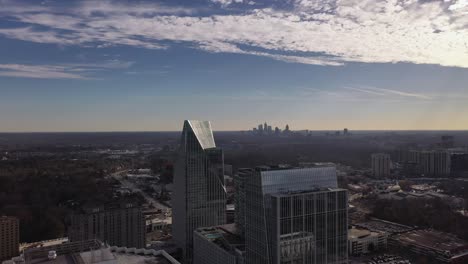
[0,0,467,131]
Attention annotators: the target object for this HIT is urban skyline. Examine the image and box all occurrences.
[1,0,468,132]
[2,119,468,264]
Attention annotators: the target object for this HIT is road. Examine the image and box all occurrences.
[110,170,170,211]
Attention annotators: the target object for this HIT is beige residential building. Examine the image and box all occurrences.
[69,204,145,248]
[371,153,391,178]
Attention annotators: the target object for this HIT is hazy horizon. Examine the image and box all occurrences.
[2,128,468,133]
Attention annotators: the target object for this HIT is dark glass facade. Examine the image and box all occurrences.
[173,120,226,263]
[245,167,347,264]
[271,190,348,264]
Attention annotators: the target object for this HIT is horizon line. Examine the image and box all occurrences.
[1,129,468,134]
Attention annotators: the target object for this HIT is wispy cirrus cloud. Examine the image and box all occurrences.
[0,64,87,79]
[0,0,467,67]
[0,60,133,79]
[343,86,432,100]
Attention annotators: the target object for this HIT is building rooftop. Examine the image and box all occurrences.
[195,223,245,253]
[185,120,216,150]
[255,163,336,172]
[272,187,346,197]
[258,166,338,194]
[20,238,69,252]
[7,240,180,264]
[355,219,414,235]
[0,216,18,222]
[349,228,384,240]
[395,229,468,255]
[26,247,179,264]
[77,202,140,214]
[349,228,372,239]
[366,254,411,264]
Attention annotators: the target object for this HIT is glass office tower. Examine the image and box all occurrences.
[173,120,226,263]
[245,166,348,264]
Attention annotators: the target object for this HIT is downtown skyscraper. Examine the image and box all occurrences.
[173,120,226,263]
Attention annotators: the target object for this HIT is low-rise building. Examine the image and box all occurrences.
[355,219,413,235]
[193,224,245,264]
[348,228,387,256]
[2,239,180,264]
[146,215,172,232]
[390,229,468,264]
[366,254,411,264]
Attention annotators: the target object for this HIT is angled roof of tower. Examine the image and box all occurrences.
[185,120,216,149]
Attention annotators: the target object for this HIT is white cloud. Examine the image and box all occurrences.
[0,61,133,79]
[76,0,195,16]
[210,0,244,7]
[0,0,467,67]
[448,0,468,11]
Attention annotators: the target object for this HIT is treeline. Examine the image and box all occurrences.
[0,158,120,242]
[371,197,468,241]
[224,140,382,169]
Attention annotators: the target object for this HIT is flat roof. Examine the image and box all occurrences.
[0,216,18,222]
[272,188,347,197]
[355,219,414,234]
[21,238,69,251]
[28,248,179,264]
[195,223,245,252]
[396,230,468,254]
[255,163,335,172]
[349,228,383,240]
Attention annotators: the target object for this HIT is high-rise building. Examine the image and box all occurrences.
[245,166,348,264]
[371,153,391,178]
[68,203,145,248]
[267,126,273,134]
[397,150,451,177]
[270,189,348,264]
[233,168,253,237]
[451,152,468,177]
[274,127,280,135]
[417,150,451,177]
[173,120,226,263]
[441,135,455,148]
[0,216,19,262]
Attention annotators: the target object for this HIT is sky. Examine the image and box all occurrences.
[0,0,467,132]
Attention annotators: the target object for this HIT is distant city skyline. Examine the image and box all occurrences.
[1,0,467,132]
